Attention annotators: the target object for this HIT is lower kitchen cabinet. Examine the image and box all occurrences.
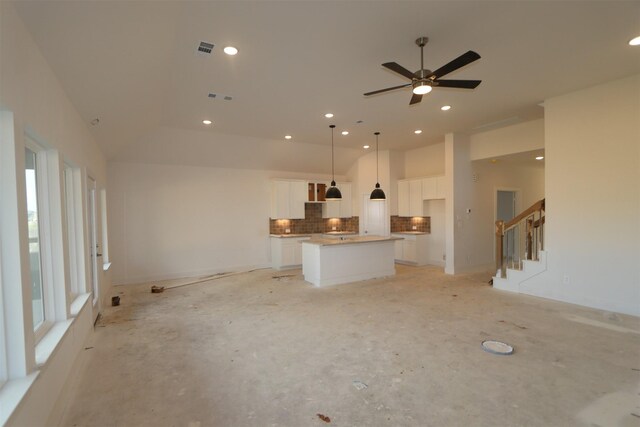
[271,236,310,270]
[391,233,429,265]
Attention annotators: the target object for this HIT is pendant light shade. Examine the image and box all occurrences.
[325,125,342,200]
[370,132,386,200]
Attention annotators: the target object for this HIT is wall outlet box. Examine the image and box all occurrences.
[285,228,290,233]
[332,226,337,230]
[412,226,417,230]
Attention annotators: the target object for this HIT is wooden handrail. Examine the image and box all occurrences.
[495,198,545,277]
[503,198,545,231]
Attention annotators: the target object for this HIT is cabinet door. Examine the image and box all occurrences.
[398,180,410,217]
[404,239,417,263]
[323,200,340,218]
[421,177,437,200]
[435,175,446,199]
[409,179,423,217]
[289,180,307,219]
[271,180,290,219]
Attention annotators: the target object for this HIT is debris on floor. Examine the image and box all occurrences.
[352,380,368,390]
[111,296,120,306]
[316,413,330,423]
[481,340,514,355]
[498,320,528,329]
[272,274,295,281]
[84,346,94,350]
[151,285,165,293]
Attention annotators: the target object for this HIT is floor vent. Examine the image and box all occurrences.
[198,41,214,54]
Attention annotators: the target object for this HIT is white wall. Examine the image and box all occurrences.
[470,119,544,161]
[520,74,640,316]
[108,162,345,284]
[1,2,107,425]
[404,142,445,178]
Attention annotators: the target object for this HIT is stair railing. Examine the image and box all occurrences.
[495,198,545,278]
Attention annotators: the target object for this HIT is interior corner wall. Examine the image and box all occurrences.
[520,74,640,316]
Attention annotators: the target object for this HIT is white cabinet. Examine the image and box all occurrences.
[398,179,424,216]
[420,175,446,200]
[391,233,429,265]
[271,236,310,269]
[322,182,352,218]
[270,179,307,219]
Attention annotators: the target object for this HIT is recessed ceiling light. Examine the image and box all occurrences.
[414,130,422,134]
[223,46,238,55]
[441,105,451,111]
[285,135,292,140]
[363,145,370,149]
[324,113,334,118]
[629,36,640,46]
[202,120,212,125]
[535,156,544,160]
[341,131,349,136]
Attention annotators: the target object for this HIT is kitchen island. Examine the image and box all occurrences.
[302,235,402,287]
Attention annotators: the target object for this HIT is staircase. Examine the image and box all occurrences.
[492,199,546,292]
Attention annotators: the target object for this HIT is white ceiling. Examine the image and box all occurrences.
[12,1,640,170]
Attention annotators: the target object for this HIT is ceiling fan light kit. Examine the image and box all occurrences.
[325,125,342,200]
[364,36,481,105]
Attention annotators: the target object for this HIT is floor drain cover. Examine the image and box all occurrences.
[481,340,514,355]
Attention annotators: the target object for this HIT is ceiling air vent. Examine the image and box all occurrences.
[208,93,233,101]
[197,41,214,54]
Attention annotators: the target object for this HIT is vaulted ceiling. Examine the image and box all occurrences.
[12,1,640,172]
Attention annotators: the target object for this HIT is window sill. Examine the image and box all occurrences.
[0,372,39,426]
[35,319,73,368]
[103,262,111,271]
[70,293,91,317]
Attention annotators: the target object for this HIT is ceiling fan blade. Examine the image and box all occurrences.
[429,51,481,80]
[434,79,482,89]
[382,62,415,80]
[409,92,423,105]
[364,83,411,96]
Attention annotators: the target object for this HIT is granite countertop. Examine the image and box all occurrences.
[303,235,402,246]
[392,231,429,235]
[322,231,358,235]
[269,234,311,238]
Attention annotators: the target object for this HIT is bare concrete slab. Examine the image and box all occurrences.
[59,265,640,427]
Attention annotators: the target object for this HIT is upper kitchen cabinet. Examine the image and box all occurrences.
[308,182,327,202]
[322,182,352,218]
[270,179,307,219]
[398,179,424,217]
[421,175,446,200]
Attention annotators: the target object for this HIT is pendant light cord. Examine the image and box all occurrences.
[330,125,336,183]
[375,131,380,183]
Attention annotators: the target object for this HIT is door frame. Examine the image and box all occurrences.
[493,187,522,262]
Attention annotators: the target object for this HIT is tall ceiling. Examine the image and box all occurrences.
[12,1,640,167]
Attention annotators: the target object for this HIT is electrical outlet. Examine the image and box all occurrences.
[285,228,290,234]
[412,225,417,230]
[562,274,570,284]
[332,226,337,231]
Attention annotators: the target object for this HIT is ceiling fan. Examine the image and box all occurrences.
[364,37,481,105]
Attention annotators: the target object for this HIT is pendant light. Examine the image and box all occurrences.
[325,124,342,200]
[370,131,386,200]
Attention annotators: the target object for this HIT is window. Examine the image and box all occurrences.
[24,147,47,332]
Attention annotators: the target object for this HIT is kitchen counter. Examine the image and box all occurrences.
[270,233,311,238]
[302,235,398,287]
[322,231,358,236]
[305,235,401,246]
[393,231,428,235]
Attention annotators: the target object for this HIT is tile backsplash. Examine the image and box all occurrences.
[270,203,359,234]
[390,215,430,233]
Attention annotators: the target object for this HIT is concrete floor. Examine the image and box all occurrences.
[61,265,640,427]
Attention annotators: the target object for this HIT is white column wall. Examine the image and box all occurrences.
[520,74,640,316]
